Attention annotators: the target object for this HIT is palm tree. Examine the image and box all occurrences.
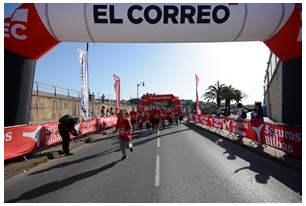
[232,89,247,104]
[220,85,235,116]
[203,81,225,109]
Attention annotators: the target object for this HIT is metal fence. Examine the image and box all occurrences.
[32,81,135,106]
[33,81,80,99]
[263,52,280,94]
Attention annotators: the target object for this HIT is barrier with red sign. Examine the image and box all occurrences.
[4,124,41,160]
[4,116,118,160]
[189,114,302,157]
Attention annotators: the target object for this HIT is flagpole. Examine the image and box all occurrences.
[86,42,89,96]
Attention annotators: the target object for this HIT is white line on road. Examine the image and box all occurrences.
[154,155,160,187]
[157,137,160,148]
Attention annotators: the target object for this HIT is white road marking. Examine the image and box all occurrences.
[157,137,160,148]
[154,155,160,187]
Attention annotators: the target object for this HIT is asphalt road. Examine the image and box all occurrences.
[5,123,302,203]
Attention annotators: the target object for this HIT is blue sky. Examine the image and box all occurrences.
[5,3,270,104]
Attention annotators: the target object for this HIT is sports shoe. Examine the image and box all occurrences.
[65,152,74,156]
[130,147,133,152]
[121,155,127,160]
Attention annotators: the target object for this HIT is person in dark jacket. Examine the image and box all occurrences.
[58,115,79,156]
[251,102,264,121]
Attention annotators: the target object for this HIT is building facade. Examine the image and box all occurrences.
[264,52,301,126]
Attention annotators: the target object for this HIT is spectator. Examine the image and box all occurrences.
[110,107,114,115]
[101,106,106,117]
[251,102,264,121]
[106,108,110,117]
[237,103,247,120]
[101,94,105,103]
[58,115,79,156]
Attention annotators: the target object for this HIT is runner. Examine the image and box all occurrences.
[174,109,179,125]
[152,107,161,134]
[137,112,145,130]
[129,107,138,130]
[145,111,151,129]
[160,109,166,129]
[116,109,133,160]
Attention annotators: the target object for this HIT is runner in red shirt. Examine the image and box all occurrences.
[145,111,151,129]
[129,107,138,130]
[137,112,145,130]
[152,108,161,134]
[160,109,166,129]
[116,110,133,160]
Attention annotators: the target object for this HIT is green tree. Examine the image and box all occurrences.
[232,89,247,104]
[203,81,225,109]
[220,85,235,116]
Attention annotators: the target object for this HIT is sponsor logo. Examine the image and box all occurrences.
[5,8,28,40]
[93,4,230,25]
[22,126,42,146]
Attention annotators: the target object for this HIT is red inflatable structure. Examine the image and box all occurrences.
[138,94,182,112]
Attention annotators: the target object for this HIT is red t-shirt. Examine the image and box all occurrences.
[116,118,132,141]
[152,109,161,119]
[130,111,138,120]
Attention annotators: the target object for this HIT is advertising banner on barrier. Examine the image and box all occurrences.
[190,114,302,157]
[41,122,62,147]
[79,118,97,135]
[4,117,118,160]
[103,116,118,128]
[4,124,42,160]
[261,123,302,157]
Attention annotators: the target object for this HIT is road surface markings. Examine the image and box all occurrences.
[154,155,160,187]
[157,137,160,148]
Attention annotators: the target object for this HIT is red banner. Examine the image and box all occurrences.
[103,116,118,128]
[4,116,119,160]
[79,118,97,135]
[113,74,120,113]
[41,122,62,147]
[4,124,42,160]
[190,115,302,157]
[195,74,201,115]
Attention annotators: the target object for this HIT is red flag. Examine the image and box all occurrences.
[195,74,202,115]
[113,74,120,114]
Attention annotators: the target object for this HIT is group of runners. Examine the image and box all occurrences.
[115,106,183,160]
[127,106,183,134]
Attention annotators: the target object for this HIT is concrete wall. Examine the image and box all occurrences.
[264,61,283,123]
[264,57,302,126]
[30,92,134,123]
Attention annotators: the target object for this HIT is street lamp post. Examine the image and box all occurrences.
[137,81,145,99]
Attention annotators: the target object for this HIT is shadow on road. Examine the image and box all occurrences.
[7,159,122,203]
[29,147,120,176]
[184,123,302,194]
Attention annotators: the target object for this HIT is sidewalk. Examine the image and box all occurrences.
[187,121,302,173]
[5,127,117,180]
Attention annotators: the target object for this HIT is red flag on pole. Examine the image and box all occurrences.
[113,74,120,114]
[195,74,202,115]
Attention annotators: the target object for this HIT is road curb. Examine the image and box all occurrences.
[186,121,302,173]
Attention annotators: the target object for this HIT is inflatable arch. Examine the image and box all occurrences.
[138,94,182,112]
[4,3,301,126]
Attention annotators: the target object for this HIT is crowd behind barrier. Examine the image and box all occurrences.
[4,116,118,160]
[189,114,302,157]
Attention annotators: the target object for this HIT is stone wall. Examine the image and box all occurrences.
[30,92,134,123]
